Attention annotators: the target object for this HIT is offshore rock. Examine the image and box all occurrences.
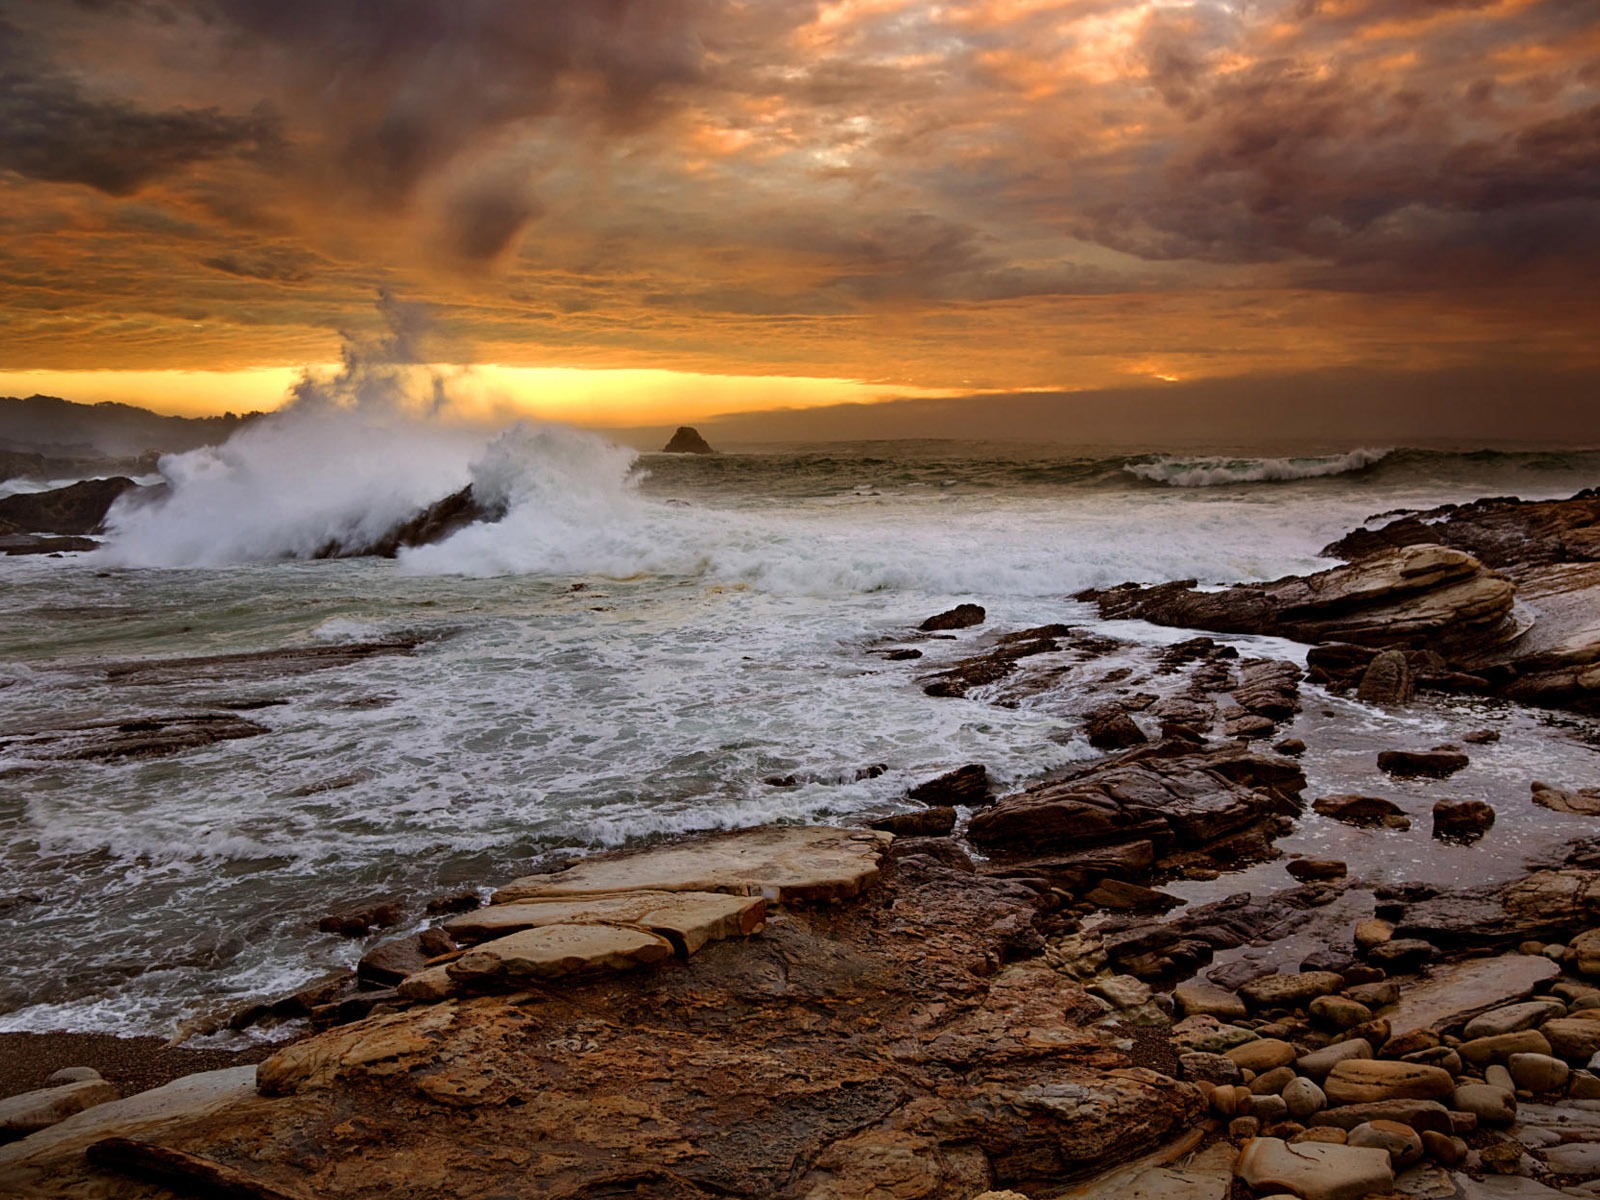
[919,603,986,631]
[12,845,1203,1199]
[908,763,991,807]
[0,475,140,535]
[662,425,714,454]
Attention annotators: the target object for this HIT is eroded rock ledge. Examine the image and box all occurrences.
[0,826,1201,1199]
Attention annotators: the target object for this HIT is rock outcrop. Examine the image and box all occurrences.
[1077,545,1516,655]
[0,830,1203,1199]
[662,425,715,454]
[0,476,141,536]
[967,739,1305,903]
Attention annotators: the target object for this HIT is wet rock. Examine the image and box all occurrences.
[1274,737,1306,756]
[0,713,269,764]
[358,933,446,986]
[1088,974,1152,1010]
[1233,659,1303,722]
[1310,996,1372,1031]
[1366,938,1436,969]
[918,603,986,631]
[1085,704,1148,750]
[1083,877,1184,912]
[868,807,957,837]
[1432,798,1495,843]
[1179,1052,1241,1085]
[1283,1076,1326,1119]
[1234,1137,1394,1200]
[344,485,507,558]
[1286,858,1347,882]
[1462,999,1565,1040]
[1393,872,1600,952]
[1379,749,1470,778]
[1314,794,1411,830]
[317,902,403,938]
[1531,781,1600,816]
[907,764,990,807]
[917,624,1071,697]
[967,740,1304,864]
[93,636,428,688]
[661,426,714,454]
[1357,649,1415,706]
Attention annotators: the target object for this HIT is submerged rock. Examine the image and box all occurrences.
[918,603,986,631]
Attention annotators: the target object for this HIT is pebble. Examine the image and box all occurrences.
[1451,1082,1517,1126]
[1309,995,1372,1031]
[1282,1075,1326,1119]
[1227,1038,1298,1072]
[1296,1038,1374,1080]
[45,1066,103,1086]
[1353,919,1395,951]
[1347,1118,1423,1168]
[1249,1093,1289,1124]
[1250,1065,1297,1096]
[1420,1129,1466,1166]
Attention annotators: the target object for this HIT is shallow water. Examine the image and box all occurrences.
[3,431,1599,1037]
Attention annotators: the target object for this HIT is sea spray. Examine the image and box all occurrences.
[1125,447,1393,487]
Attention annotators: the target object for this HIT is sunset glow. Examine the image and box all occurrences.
[0,0,1594,432]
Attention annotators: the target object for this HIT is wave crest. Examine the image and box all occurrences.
[1125,447,1392,488]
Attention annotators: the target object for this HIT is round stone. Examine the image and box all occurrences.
[1282,1075,1326,1119]
[1348,1119,1424,1168]
[1507,1052,1569,1094]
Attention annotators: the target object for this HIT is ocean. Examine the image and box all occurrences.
[4,421,1600,1041]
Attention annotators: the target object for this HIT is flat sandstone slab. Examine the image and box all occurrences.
[493,825,892,905]
[446,924,674,984]
[1383,954,1560,1037]
[444,890,766,954]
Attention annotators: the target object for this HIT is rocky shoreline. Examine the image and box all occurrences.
[6,491,1600,1197]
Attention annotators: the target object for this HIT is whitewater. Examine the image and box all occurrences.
[4,401,1600,1040]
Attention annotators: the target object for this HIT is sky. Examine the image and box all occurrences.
[0,0,1596,438]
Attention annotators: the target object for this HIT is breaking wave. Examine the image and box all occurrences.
[1124,447,1393,488]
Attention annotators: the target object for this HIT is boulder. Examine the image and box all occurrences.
[1379,750,1470,778]
[1461,999,1565,1041]
[1432,798,1495,843]
[1238,971,1345,1011]
[907,764,990,807]
[661,426,714,454]
[1541,1017,1600,1061]
[1174,980,1248,1021]
[868,807,957,837]
[1347,1118,1422,1167]
[1507,1052,1569,1093]
[1394,874,1600,952]
[1451,1083,1517,1126]
[1458,1029,1552,1066]
[494,825,892,905]
[1323,1060,1455,1104]
[1286,858,1346,882]
[1532,781,1600,816]
[968,741,1305,863]
[1313,794,1411,830]
[1085,705,1148,751]
[1308,1099,1453,1136]
[918,603,985,632]
[1226,1038,1298,1072]
[1296,1039,1374,1081]
[1357,650,1415,706]
[1234,1137,1394,1200]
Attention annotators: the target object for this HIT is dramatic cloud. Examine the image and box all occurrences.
[0,0,1596,399]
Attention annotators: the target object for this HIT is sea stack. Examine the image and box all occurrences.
[662,426,714,454]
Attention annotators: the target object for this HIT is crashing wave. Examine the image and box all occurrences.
[1125,447,1392,488]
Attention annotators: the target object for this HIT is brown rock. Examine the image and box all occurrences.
[1457,1029,1552,1066]
[1357,650,1415,706]
[907,764,990,807]
[868,807,957,837]
[1431,798,1495,843]
[1287,858,1347,882]
[1379,750,1470,778]
[1323,1059,1455,1104]
[918,604,985,631]
[1314,795,1411,830]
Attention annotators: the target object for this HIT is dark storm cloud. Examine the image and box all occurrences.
[0,17,280,195]
[200,246,317,282]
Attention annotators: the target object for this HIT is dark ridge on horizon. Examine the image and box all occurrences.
[0,394,262,460]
